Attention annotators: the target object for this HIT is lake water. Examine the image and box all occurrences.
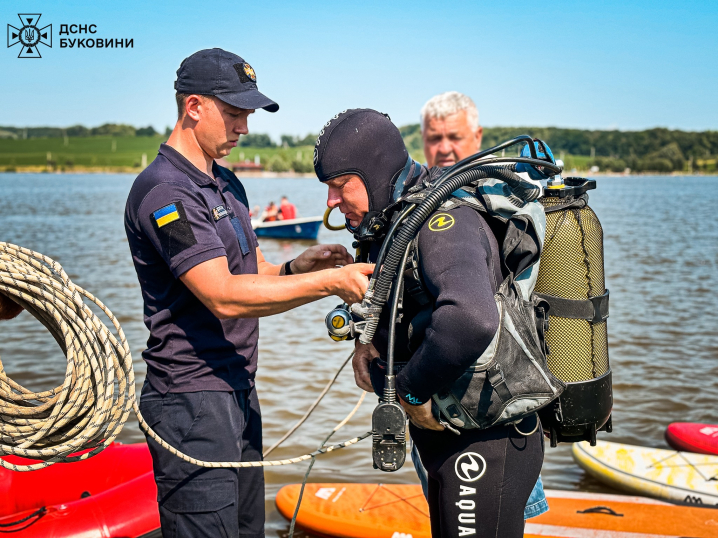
[0,173,717,536]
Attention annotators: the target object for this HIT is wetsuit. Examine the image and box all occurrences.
[369,205,544,538]
[313,108,545,538]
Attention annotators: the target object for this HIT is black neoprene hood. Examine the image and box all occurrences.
[314,109,409,212]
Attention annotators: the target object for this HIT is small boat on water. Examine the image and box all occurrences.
[0,442,159,537]
[252,216,324,240]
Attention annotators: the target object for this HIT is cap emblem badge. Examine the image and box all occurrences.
[243,63,256,82]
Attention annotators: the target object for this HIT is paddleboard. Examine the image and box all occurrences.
[573,439,718,507]
[275,482,718,538]
[666,422,718,455]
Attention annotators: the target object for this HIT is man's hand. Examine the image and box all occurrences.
[292,244,354,274]
[329,263,374,304]
[399,397,445,431]
[353,341,376,392]
[0,294,23,321]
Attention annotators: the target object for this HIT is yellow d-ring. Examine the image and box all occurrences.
[323,207,346,231]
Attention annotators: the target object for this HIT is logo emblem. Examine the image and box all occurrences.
[7,14,52,58]
[243,63,256,82]
[454,452,486,482]
[212,205,229,222]
[428,213,455,232]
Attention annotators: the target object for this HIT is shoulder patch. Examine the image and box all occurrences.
[153,203,180,228]
[150,200,197,258]
[428,213,455,232]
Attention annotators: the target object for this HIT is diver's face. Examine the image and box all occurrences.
[325,174,369,228]
[423,110,483,168]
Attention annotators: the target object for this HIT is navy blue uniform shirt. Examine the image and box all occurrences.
[125,143,259,393]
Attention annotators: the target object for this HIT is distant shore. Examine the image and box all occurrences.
[1,166,714,178]
[0,165,317,177]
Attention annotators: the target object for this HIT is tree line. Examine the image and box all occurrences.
[2,123,716,172]
[401,125,718,173]
[0,123,161,139]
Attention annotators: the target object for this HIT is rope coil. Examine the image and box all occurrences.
[0,242,369,471]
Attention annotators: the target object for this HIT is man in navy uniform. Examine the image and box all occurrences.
[124,49,373,538]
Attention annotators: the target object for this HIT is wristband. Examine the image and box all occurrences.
[283,259,296,276]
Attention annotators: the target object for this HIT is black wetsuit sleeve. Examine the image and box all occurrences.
[395,206,500,405]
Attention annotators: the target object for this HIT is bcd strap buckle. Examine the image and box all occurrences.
[487,364,512,402]
[589,290,610,324]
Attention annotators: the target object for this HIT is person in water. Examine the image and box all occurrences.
[415,91,549,521]
[124,48,373,538]
[315,109,544,538]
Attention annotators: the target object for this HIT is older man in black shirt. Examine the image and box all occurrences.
[125,49,372,538]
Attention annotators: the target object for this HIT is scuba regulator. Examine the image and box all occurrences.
[324,301,408,472]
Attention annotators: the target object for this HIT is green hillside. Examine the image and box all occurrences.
[1,123,716,173]
[0,136,165,170]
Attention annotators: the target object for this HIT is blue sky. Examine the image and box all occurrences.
[1,1,716,139]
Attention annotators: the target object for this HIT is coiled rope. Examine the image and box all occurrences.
[0,242,370,472]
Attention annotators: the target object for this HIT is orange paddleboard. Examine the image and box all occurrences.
[275,483,718,538]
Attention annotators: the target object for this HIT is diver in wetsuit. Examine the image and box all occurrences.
[316,109,544,538]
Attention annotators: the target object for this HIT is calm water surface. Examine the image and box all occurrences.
[0,173,717,536]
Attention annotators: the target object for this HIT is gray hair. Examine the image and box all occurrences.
[420,91,479,132]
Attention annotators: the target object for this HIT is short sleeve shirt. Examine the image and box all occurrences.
[124,144,260,393]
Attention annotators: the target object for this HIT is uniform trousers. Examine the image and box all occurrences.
[140,380,265,538]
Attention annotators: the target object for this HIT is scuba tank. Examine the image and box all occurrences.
[534,176,613,447]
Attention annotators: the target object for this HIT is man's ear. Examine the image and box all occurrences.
[475,126,483,151]
[185,95,204,122]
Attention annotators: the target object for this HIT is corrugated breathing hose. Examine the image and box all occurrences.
[0,242,370,472]
[361,165,502,344]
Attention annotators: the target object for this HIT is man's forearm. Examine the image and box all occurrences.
[257,260,282,276]
[199,270,336,318]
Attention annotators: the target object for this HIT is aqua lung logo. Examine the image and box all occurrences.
[7,14,51,58]
[454,452,486,482]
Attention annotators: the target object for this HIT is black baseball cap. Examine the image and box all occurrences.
[174,48,278,113]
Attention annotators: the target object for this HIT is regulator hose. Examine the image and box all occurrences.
[359,164,528,344]
[0,242,370,471]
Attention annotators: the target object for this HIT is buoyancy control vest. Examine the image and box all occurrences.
[399,179,567,431]
[398,175,612,444]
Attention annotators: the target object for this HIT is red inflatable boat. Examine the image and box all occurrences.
[0,442,159,537]
[665,422,718,455]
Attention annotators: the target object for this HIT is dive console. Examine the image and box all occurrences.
[324,304,408,472]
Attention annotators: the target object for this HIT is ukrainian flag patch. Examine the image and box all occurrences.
[150,200,197,257]
[153,204,181,228]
